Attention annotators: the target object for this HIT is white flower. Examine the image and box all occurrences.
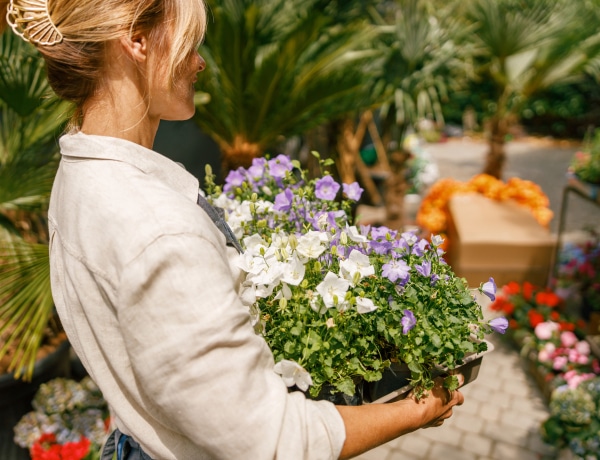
[339,249,374,284]
[237,252,268,275]
[316,271,350,309]
[356,296,378,314]
[345,225,368,243]
[280,256,306,286]
[273,359,313,391]
[242,234,269,256]
[296,231,327,259]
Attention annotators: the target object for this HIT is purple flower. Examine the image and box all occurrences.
[315,176,341,200]
[489,317,509,334]
[247,158,267,180]
[401,309,416,334]
[273,188,294,212]
[223,168,246,192]
[370,240,394,255]
[342,182,364,201]
[415,260,431,277]
[268,155,293,179]
[382,259,410,283]
[481,277,497,301]
[412,239,429,257]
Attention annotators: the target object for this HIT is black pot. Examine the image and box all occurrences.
[0,340,71,460]
[364,362,414,403]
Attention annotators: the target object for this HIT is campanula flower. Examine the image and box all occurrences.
[401,309,416,334]
[481,277,497,301]
[382,259,410,283]
[315,175,340,200]
[274,359,313,391]
[488,317,509,334]
[342,182,364,201]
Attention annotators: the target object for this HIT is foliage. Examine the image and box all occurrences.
[374,0,471,141]
[13,377,109,460]
[570,128,600,185]
[205,153,506,399]
[195,0,384,164]
[0,29,70,378]
[453,0,600,177]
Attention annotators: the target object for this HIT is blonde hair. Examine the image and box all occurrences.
[7,0,206,123]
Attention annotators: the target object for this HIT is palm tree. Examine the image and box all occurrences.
[0,29,70,379]
[461,0,600,178]
[194,0,385,174]
[375,0,471,146]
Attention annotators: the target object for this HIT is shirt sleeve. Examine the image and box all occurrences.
[116,232,346,460]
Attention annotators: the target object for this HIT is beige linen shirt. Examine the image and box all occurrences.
[48,132,346,460]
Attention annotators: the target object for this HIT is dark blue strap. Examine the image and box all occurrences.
[197,194,244,253]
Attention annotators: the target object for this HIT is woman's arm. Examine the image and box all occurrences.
[336,376,464,459]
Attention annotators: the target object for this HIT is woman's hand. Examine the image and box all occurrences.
[336,373,466,459]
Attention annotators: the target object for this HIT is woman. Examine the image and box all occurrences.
[7,0,465,459]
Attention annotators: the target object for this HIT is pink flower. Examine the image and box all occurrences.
[575,340,591,356]
[534,321,558,340]
[560,331,578,348]
[552,356,568,371]
[538,343,556,362]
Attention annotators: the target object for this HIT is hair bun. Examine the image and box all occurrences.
[7,0,63,46]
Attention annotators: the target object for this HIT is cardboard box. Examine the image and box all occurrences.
[447,194,556,287]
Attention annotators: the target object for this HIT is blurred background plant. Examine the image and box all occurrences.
[569,128,600,185]
[0,28,70,379]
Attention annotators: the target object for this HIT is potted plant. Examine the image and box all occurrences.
[206,153,508,402]
[541,377,600,459]
[13,377,110,460]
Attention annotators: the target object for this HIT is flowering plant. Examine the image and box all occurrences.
[554,233,600,311]
[489,281,585,337]
[206,153,507,399]
[13,377,109,460]
[541,377,600,458]
[526,321,599,382]
[569,128,600,185]
[416,174,553,237]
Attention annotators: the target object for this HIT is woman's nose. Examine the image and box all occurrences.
[198,54,206,72]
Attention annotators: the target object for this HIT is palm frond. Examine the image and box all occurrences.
[0,241,54,379]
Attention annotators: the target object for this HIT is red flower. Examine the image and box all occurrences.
[535,291,560,307]
[528,310,544,328]
[509,319,519,330]
[550,311,560,321]
[522,282,534,301]
[30,434,91,460]
[503,281,521,296]
[559,322,575,332]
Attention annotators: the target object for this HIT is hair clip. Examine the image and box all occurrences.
[7,0,64,46]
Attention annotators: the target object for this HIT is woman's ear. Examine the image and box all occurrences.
[119,34,148,63]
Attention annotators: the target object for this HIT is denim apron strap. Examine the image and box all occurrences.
[197,193,244,254]
[101,429,154,460]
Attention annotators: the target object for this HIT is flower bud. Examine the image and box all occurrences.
[331,245,338,256]
[340,232,348,245]
[251,192,258,202]
[288,234,298,250]
[279,297,288,310]
[314,261,321,271]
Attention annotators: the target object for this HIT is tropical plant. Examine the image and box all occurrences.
[459,0,600,178]
[194,0,385,174]
[0,29,70,379]
[374,0,471,144]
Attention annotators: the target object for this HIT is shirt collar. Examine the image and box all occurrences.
[59,131,200,202]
